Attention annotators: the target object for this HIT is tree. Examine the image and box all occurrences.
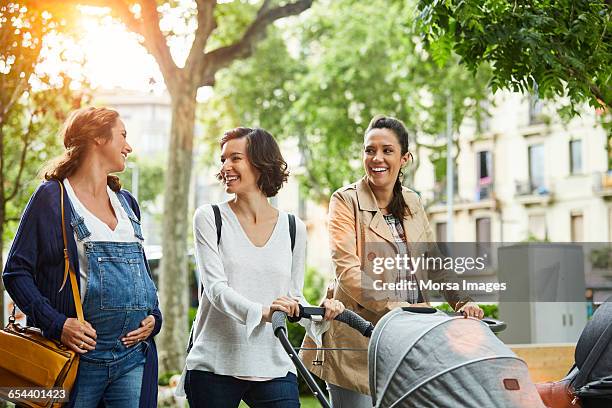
[0,2,84,331]
[205,0,491,203]
[40,0,314,372]
[416,0,611,111]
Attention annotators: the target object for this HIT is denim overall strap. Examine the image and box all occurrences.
[116,192,144,241]
[67,195,91,241]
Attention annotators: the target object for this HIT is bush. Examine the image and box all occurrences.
[434,303,498,318]
[158,371,180,386]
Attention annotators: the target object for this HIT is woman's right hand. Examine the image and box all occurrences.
[262,296,300,323]
[61,318,97,354]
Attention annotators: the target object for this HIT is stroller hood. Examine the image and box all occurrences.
[368,308,545,408]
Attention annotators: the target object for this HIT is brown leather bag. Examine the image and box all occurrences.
[535,377,580,408]
[0,180,84,407]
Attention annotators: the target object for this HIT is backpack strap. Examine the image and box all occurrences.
[212,204,222,246]
[188,204,222,354]
[288,213,296,252]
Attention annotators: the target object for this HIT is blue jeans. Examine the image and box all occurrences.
[73,345,145,408]
[185,370,300,408]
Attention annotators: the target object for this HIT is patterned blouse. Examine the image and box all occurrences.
[383,213,423,304]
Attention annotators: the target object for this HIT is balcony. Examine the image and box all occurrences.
[593,171,612,198]
[427,180,497,214]
[515,180,553,206]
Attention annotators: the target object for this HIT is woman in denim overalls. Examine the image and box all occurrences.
[67,187,157,407]
[3,107,162,408]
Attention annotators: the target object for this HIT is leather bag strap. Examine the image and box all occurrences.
[57,180,84,323]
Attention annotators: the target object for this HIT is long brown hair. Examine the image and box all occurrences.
[42,107,123,192]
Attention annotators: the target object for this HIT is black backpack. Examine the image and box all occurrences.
[187,204,296,353]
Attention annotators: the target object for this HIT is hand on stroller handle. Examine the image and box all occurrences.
[273,304,507,337]
[272,305,375,338]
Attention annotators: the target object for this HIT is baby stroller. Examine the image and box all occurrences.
[536,297,612,408]
[273,306,545,408]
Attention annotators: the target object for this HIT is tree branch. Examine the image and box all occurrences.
[106,0,144,36]
[139,0,180,90]
[199,0,313,87]
[6,110,35,203]
[185,0,217,81]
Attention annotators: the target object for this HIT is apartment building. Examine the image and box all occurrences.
[412,92,611,302]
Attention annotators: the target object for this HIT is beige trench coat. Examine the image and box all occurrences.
[300,177,471,395]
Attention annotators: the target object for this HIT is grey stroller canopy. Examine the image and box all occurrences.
[368,308,545,408]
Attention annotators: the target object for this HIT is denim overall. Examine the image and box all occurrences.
[70,193,157,408]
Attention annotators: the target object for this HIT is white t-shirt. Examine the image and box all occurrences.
[63,178,140,298]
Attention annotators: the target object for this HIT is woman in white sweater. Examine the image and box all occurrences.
[180,127,344,407]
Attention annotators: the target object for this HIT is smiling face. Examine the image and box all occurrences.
[98,118,132,173]
[219,137,261,195]
[363,127,410,190]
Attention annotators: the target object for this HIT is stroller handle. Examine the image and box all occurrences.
[272,306,374,338]
[445,311,507,333]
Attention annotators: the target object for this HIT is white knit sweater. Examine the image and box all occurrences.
[177,201,310,394]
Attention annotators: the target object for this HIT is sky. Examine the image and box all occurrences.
[75,10,165,92]
[36,2,296,100]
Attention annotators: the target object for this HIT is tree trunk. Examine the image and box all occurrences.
[157,88,197,373]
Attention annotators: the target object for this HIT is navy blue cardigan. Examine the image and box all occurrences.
[2,180,162,408]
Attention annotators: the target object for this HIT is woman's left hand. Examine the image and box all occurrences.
[122,315,156,347]
[458,302,484,319]
[322,298,345,321]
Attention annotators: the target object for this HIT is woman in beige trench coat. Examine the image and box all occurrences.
[300,115,484,407]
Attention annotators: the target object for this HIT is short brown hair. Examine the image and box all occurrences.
[218,127,289,197]
[42,107,123,191]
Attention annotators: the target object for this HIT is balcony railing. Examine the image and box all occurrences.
[515,180,550,196]
[515,180,553,206]
[593,171,612,197]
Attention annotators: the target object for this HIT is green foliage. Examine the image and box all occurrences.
[434,302,498,319]
[0,3,87,245]
[207,1,259,50]
[120,155,166,212]
[590,246,612,269]
[2,87,82,244]
[522,233,550,243]
[198,26,304,169]
[417,0,612,112]
[158,370,180,386]
[202,0,492,203]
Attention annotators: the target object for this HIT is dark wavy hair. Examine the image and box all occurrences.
[217,127,289,197]
[366,114,413,220]
[42,107,123,191]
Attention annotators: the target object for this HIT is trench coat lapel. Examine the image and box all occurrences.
[356,177,396,245]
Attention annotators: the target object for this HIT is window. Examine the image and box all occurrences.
[528,214,546,240]
[477,151,493,200]
[476,217,491,242]
[570,140,583,174]
[476,217,492,263]
[529,94,544,125]
[571,213,584,242]
[528,144,545,192]
[433,161,458,203]
[435,222,447,242]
